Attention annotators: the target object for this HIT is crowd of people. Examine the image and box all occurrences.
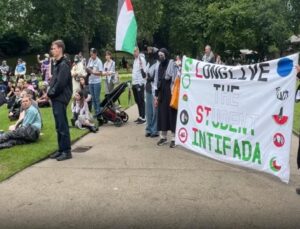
[1,41,300,163]
[0,42,258,153]
[130,45,221,148]
[0,41,120,155]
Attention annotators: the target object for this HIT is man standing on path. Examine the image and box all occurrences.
[86,48,103,116]
[48,40,73,161]
[132,47,146,124]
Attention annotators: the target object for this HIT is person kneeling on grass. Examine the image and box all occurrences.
[71,90,98,133]
[0,94,41,150]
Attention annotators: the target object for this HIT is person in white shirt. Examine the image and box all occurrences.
[132,47,146,124]
[86,48,103,115]
[103,51,116,95]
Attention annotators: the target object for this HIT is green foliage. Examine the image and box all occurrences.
[0,0,298,58]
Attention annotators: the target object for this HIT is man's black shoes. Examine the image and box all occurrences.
[145,133,151,137]
[56,152,72,161]
[50,151,62,159]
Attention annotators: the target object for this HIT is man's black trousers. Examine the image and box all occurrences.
[132,84,145,119]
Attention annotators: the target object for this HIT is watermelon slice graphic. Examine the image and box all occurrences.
[270,157,281,172]
[183,94,188,102]
[273,107,288,125]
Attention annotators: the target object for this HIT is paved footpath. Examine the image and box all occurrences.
[0,105,300,228]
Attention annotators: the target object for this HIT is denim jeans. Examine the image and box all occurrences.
[52,101,71,153]
[89,83,101,114]
[145,92,158,135]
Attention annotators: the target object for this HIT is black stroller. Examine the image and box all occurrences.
[96,81,130,127]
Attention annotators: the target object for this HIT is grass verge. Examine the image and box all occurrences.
[0,76,133,182]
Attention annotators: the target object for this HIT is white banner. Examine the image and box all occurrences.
[175,54,299,183]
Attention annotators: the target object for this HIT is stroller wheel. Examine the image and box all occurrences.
[114,117,123,127]
[120,111,129,123]
[98,117,108,126]
[98,119,104,126]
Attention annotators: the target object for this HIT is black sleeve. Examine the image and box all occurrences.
[141,69,146,79]
[48,63,71,98]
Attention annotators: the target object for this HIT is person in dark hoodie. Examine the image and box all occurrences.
[154,48,179,148]
[47,40,73,161]
[145,46,159,138]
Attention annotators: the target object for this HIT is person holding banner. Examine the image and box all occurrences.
[154,48,179,148]
[296,65,300,194]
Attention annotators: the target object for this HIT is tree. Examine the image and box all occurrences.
[28,0,110,56]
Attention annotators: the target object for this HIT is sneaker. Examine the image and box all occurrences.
[89,126,98,133]
[134,118,141,123]
[151,133,159,138]
[170,140,176,148]
[157,138,167,146]
[145,133,151,137]
[137,118,146,124]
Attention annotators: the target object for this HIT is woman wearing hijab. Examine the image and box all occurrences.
[154,48,179,148]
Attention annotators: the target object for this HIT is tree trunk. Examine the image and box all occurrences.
[82,34,90,60]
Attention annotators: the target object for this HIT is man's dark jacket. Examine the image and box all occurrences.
[47,57,72,104]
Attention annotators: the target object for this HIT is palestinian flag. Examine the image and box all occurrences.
[115,0,137,54]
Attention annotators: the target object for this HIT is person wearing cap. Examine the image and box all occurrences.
[86,48,103,115]
[30,73,39,90]
[154,48,179,148]
[14,58,26,82]
[132,47,147,124]
[71,55,87,95]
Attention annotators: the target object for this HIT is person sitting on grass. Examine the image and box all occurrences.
[79,76,92,111]
[0,94,41,150]
[37,85,51,108]
[6,81,15,109]
[71,90,98,133]
[16,78,25,91]
[11,89,42,129]
[8,86,22,121]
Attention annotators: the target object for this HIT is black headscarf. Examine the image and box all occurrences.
[159,48,169,67]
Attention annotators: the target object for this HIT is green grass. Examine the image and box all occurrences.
[0,76,132,182]
[293,104,300,134]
